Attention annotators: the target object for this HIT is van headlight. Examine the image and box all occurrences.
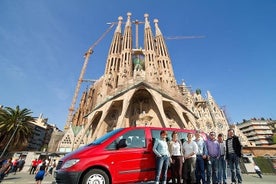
[61,159,80,169]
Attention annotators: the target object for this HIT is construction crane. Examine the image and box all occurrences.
[65,23,115,129]
[165,35,205,40]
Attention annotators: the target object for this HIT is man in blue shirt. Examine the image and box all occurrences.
[194,130,208,184]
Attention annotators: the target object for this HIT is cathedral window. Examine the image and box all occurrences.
[163,60,166,68]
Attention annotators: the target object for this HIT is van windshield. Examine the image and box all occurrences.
[87,128,123,146]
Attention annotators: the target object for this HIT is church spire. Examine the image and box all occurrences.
[154,18,177,90]
[143,13,158,83]
[103,16,123,94]
[115,16,123,33]
[117,12,133,86]
[154,18,162,36]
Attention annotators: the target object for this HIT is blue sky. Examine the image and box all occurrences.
[1,0,275,129]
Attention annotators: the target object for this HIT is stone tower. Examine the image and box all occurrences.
[57,13,248,152]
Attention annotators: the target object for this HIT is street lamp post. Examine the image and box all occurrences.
[0,124,19,158]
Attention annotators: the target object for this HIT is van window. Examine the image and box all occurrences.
[87,128,123,146]
[151,130,189,144]
[106,129,146,150]
[151,130,172,144]
[178,132,188,144]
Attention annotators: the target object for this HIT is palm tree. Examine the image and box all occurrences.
[0,105,35,152]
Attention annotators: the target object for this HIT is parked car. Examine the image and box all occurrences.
[54,126,206,184]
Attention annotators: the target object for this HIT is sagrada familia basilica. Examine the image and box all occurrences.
[57,13,249,152]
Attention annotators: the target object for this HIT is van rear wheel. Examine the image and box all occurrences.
[82,169,109,184]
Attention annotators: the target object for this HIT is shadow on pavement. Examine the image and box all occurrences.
[1,175,21,181]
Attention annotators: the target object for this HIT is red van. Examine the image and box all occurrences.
[54,126,206,184]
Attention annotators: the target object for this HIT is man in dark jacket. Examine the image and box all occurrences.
[226,128,242,184]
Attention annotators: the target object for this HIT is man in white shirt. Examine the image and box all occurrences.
[217,133,227,184]
[183,133,198,184]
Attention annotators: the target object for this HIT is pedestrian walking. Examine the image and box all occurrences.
[29,159,38,175]
[34,161,46,184]
[153,130,170,184]
[47,159,56,176]
[226,128,243,184]
[17,158,25,172]
[183,132,198,184]
[168,131,184,184]
[11,158,19,174]
[0,158,12,183]
[254,164,262,178]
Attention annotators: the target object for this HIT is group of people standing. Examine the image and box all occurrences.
[153,128,243,184]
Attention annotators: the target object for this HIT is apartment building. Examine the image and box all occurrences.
[237,119,273,146]
[27,114,61,151]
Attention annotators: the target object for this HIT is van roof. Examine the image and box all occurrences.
[122,126,198,133]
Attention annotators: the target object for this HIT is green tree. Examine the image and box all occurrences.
[0,105,34,152]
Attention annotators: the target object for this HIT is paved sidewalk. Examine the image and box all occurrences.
[234,173,276,184]
[0,171,275,184]
[1,171,55,184]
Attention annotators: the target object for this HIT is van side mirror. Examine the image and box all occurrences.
[117,139,127,149]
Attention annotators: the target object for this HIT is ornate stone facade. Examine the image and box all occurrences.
[57,13,249,152]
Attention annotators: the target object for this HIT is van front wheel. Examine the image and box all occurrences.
[82,169,109,184]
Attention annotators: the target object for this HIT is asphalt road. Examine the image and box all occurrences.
[1,171,275,184]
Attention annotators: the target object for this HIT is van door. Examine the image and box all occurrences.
[105,129,155,183]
